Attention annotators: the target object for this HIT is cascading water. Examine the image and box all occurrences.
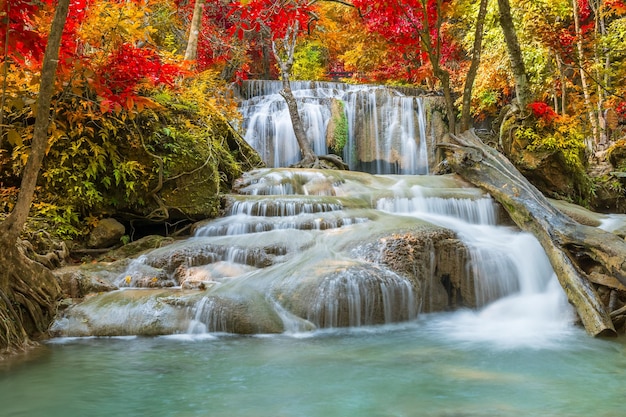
[376,185,574,347]
[50,81,575,346]
[9,83,621,417]
[238,80,431,174]
[51,168,574,347]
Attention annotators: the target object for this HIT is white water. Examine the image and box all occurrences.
[50,169,576,348]
[239,81,431,174]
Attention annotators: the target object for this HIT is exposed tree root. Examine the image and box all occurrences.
[0,244,60,355]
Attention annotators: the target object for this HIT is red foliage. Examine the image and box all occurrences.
[175,0,237,71]
[615,102,626,119]
[350,0,458,83]
[529,101,558,124]
[0,0,52,66]
[95,43,184,112]
[227,0,316,41]
[0,0,90,69]
[605,0,626,15]
[59,0,91,64]
[578,0,592,21]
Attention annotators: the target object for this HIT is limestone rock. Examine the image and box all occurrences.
[53,262,125,299]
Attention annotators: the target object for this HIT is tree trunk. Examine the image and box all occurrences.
[279,76,317,165]
[497,0,532,110]
[440,130,625,337]
[272,20,317,166]
[184,0,205,61]
[572,0,599,147]
[460,0,489,132]
[0,0,69,353]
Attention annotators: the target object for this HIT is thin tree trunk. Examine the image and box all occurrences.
[184,0,205,61]
[405,0,457,133]
[572,0,599,147]
[460,0,489,132]
[0,0,10,150]
[497,0,532,110]
[593,2,610,146]
[272,20,317,165]
[556,54,567,116]
[1,0,70,244]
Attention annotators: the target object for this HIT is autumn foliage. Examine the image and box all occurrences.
[3,0,626,229]
[529,101,558,125]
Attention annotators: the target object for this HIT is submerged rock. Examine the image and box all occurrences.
[50,289,201,337]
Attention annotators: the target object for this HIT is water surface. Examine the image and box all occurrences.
[2,317,625,417]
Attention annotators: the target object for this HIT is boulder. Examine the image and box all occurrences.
[87,218,125,248]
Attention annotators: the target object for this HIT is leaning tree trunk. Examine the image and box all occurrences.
[440,130,626,337]
[0,0,69,354]
[460,0,489,132]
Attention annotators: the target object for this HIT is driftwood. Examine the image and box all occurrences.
[440,130,626,337]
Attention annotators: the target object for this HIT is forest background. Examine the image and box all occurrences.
[2,0,626,239]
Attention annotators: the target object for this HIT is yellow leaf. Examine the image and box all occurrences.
[7,130,23,147]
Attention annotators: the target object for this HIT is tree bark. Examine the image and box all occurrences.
[184,0,205,61]
[0,0,69,353]
[460,0,489,132]
[497,0,532,110]
[440,130,625,337]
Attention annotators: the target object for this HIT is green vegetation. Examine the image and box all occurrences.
[0,71,262,239]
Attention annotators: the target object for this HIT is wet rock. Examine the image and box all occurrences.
[355,227,476,311]
[50,289,201,337]
[116,261,174,288]
[175,262,255,289]
[192,291,285,334]
[98,235,176,261]
[275,260,418,328]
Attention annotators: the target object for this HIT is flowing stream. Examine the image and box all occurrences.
[2,82,625,416]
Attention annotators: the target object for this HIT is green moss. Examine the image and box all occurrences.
[328,99,349,154]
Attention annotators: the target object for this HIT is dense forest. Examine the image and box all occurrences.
[2,0,626,232]
[2,0,626,352]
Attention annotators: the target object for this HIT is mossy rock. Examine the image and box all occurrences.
[608,139,626,169]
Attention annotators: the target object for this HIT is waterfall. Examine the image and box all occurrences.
[53,169,573,343]
[377,183,574,346]
[238,81,432,174]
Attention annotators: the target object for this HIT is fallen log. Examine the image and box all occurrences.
[440,130,625,337]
